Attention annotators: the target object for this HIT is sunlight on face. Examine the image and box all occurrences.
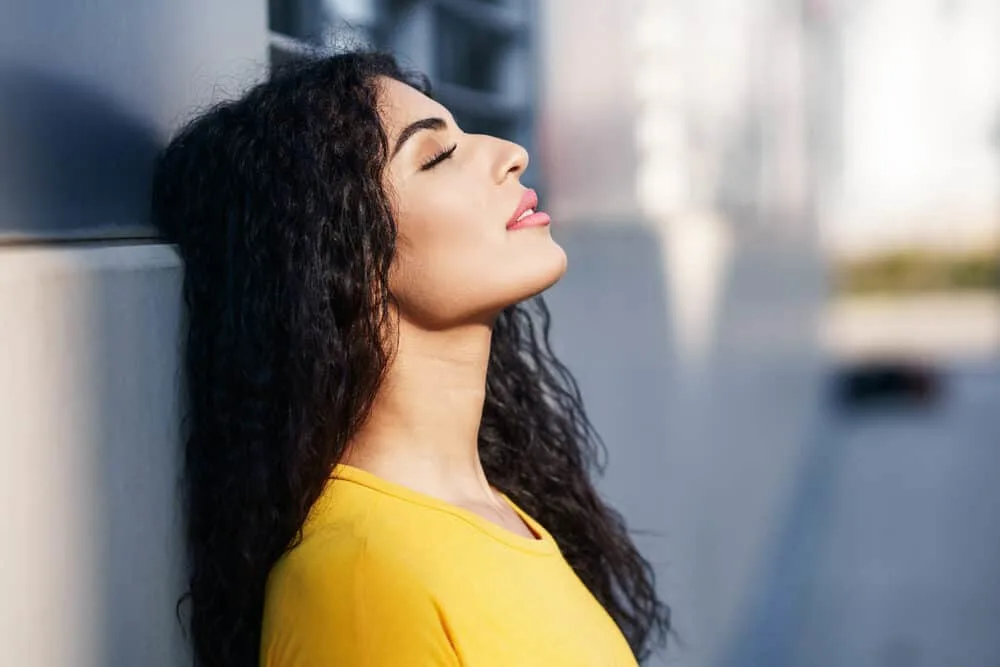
[377,77,567,329]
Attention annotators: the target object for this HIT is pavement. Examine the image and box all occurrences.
[729,360,1000,667]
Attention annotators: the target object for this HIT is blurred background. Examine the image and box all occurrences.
[2,0,999,665]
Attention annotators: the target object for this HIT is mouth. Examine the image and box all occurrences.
[506,188,551,230]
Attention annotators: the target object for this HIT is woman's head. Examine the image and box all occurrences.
[153,51,667,667]
[379,76,566,328]
[156,51,568,350]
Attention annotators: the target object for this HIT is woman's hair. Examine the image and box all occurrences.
[152,51,671,667]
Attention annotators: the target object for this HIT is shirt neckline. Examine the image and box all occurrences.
[328,463,560,556]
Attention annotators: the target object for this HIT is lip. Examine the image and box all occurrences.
[506,188,550,230]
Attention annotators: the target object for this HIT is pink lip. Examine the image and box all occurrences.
[506,188,551,230]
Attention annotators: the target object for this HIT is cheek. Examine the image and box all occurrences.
[393,184,498,277]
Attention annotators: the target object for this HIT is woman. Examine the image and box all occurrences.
[153,51,670,666]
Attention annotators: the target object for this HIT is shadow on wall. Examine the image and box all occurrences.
[0,66,161,240]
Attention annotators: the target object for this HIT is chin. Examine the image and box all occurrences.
[412,244,569,327]
[509,242,568,303]
[538,243,569,289]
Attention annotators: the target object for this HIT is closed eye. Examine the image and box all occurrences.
[420,143,458,171]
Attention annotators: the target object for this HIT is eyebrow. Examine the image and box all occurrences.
[391,117,448,159]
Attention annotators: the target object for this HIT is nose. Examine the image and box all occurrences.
[493,138,529,183]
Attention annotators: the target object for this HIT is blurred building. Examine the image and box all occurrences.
[822,0,1000,258]
[270,0,540,182]
[538,1,827,666]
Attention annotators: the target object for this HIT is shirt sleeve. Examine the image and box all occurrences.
[261,538,460,667]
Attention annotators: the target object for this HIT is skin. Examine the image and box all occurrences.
[342,77,568,537]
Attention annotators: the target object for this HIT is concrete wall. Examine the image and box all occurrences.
[0,245,185,666]
[0,2,268,665]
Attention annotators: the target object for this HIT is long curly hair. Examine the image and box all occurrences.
[152,50,670,667]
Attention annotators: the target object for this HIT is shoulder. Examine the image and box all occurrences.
[266,484,435,608]
[261,489,458,666]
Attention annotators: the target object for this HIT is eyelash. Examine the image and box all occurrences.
[420,143,458,171]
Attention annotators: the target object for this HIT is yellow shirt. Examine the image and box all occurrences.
[260,464,638,666]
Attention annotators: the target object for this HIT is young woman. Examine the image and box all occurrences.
[153,50,670,667]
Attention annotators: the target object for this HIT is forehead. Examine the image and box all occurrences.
[377,76,451,137]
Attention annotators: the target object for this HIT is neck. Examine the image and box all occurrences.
[343,317,495,503]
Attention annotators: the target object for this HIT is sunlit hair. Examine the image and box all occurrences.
[151,50,671,667]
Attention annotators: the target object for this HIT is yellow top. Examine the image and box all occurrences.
[260,464,638,666]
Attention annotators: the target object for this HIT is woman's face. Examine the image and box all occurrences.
[378,77,567,329]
